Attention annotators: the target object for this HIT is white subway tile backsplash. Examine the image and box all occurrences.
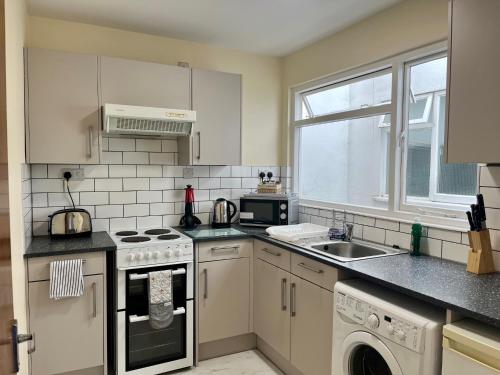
[310,215,327,226]
[198,201,213,213]
[385,230,411,250]
[210,166,231,177]
[137,190,163,203]
[96,205,123,219]
[220,178,242,189]
[136,139,161,152]
[163,214,182,227]
[193,166,210,177]
[175,202,185,215]
[161,139,178,152]
[355,215,376,226]
[175,178,198,189]
[80,192,109,205]
[102,152,123,164]
[163,189,184,202]
[196,190,210,201]
[137,216,163,229]
[123,152,149,164]
[48,192,80,206]
[150,203,174,215]
[231,166,252,178]
[110,191,136,204]
[81,165,108,178]
[67,179,94,192]
[31,164,48,178]
[150,178,174,190]
[109,138,135,151]
[109,165,136,178]
[486,208,500,230]
[33,221,49,236]
[48,164,79,178]
[123,178,149,191]
[163,166,184,177]
[32,193,48,207]
[32,179,63,193]
[209,189,231,200]
[479,187,500,208]
[33,207,61,222]
[442,241,469,264]
[420,237,442,257]
[375,219,399,231]
[137,165,162,178]
[150,153,175,165]
[363,226,385,243]
[101,137,109,151]
[480,166,500,188]
[124,204,149,217]
[110,217,136,231]
[95,178,123,192]
[241,178,258,189]
[92,218,110,232]
[399,223,412,233]
[304,207,319,216]
[427,228,462,243]
[199,178,220,190]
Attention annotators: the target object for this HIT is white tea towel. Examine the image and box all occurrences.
[148,270,173,329]
[49,259,84,299]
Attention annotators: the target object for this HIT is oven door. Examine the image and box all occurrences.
[117,263,193,375]
[239,198,280,226]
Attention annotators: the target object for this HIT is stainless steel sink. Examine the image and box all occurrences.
[306,240,407,262]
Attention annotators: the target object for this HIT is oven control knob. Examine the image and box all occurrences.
[174,248,182,257]
[152,251,160,259]
[165,250,173,258]
[144,251,152,259]
[387,324,394,335]
[367,314,380,329]
[395,329,406,341]
[136,253,144,260]
[127,253,136,261]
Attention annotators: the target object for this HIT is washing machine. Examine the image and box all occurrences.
[333,279,445,375]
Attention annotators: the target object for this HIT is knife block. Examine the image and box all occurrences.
[466,229,496,274]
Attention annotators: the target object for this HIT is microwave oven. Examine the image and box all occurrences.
[239,194,299,227]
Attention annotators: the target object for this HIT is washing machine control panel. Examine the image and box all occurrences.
[336,292,425,353]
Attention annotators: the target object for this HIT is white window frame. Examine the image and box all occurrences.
[290,41,477,229]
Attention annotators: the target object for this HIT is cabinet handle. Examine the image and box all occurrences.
[262,248,281,257]
[88,127,93,159]
[92,282,97,318]
[203,268,208,299]
[297,262,324,274]
[196,131,201,160]
[281,278,287,311]
[210,245,240,253]
[28,333,36,354]
[290,283,296,317]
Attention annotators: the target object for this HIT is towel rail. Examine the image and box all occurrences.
[128,268,186,280]
[129,307,186,323]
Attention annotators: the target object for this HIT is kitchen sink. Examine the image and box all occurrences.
[306,240,407,262]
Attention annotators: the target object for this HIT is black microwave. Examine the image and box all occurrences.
[239,194,299,227]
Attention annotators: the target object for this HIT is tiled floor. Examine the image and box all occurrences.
[175,350,283,374]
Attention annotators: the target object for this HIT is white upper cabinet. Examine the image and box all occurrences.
[99,56,190,109]
[190,68,241,166]
[26,48,100,164]
[446,0,500,163]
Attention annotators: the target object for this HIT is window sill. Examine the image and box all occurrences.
[299,198,469,233]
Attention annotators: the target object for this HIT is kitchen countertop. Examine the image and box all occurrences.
[25,231,117,258]
[178,224,500,328]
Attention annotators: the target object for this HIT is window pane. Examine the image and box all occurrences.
[299,116,388,208]
[404,56,477,205]
[300,71,392,119]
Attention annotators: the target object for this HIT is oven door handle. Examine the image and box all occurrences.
[129,307,186,323]
[128,268,186,280]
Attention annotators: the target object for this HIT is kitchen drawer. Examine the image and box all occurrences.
[254,240,291,271]
[198,239,252,262]
[28,252,105,282]
[291,253,337,292]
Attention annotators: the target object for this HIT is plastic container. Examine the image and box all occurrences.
[266,223,330,242]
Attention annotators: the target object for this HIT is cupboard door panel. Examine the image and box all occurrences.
[192,69,241,165]
[100,56,190,109]
[27,48,99,164]
[198,258,250,343]
[290,275,334,375]
[253,258,290,360]
[29,275,104,375]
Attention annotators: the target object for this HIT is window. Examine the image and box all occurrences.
[402,56,477,208]
[292,43,478,221]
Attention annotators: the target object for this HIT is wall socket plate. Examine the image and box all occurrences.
[62,168,85,181]
[183,167,194,179]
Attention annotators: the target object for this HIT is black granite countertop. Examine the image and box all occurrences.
[25,231,117,258]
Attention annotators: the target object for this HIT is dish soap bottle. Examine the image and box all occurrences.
[410,218,422,256]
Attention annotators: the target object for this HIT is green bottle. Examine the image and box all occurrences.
[410,218,422,256]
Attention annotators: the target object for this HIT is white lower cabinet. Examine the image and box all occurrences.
[198,257,251,343]
[254,258,291,360]
[28,274,104,375]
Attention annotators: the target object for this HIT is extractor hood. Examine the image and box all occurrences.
[103,103,196,137]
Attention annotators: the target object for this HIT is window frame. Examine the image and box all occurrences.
[290,41,478,229]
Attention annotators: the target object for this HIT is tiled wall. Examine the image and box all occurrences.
[299,165,500,271]
[29,137,290,236]
[22,164,32,247]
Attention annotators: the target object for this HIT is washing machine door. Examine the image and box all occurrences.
[341,331,403,375]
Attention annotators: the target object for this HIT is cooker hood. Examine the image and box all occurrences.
[103,103,196,137]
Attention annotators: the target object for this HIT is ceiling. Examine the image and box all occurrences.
[27,0,401,57]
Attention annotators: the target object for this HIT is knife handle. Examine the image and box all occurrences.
[466,211,475,231]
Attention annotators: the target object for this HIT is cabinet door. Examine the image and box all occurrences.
[100,56,190,109]
[446,0,500,163]
[198,258,250,343]
[29,275,104,375]
[26,48,99,164]
[290,275,334,375]
[192,68,241,165]
[253,258,291,360]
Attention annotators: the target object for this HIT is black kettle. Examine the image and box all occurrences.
[212,198,237,228]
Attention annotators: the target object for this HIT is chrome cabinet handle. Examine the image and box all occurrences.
[92,282,97,318]
[88,127,93,158]
[262,248,281,257]
[298,262,324,274]
[290,283,296,317]
[28,333,35,354]
[196,131,201,160]
[281,278,287,311]
[211,245,240,253]
[203,268,208,299]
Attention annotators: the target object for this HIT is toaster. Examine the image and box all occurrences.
[49,208,92,238]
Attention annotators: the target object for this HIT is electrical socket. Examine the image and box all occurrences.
[183,167,194,179]
[62,168,85,181]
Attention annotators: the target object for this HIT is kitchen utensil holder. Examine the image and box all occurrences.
[466,229,496,274]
